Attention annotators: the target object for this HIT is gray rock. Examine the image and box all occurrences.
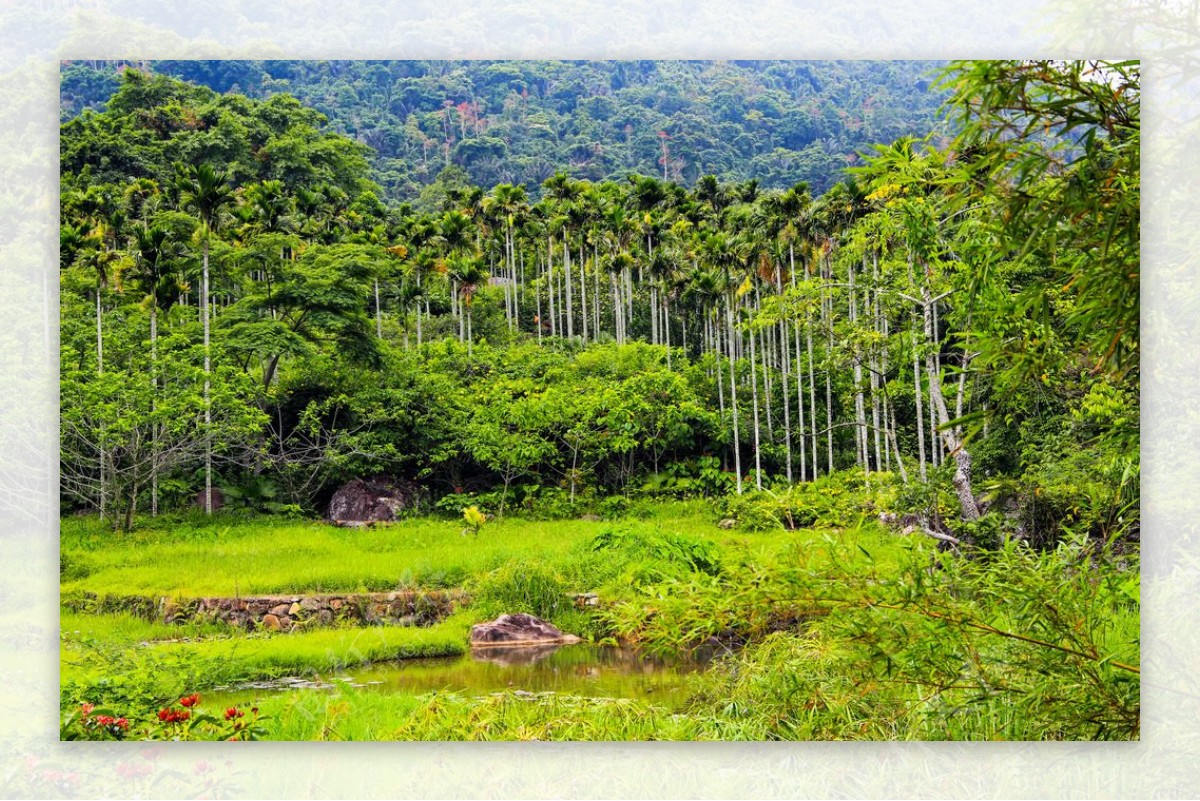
[470,613,581,647]
[192,488,224,511]
[327,476,424,524]
[718,518,737,530]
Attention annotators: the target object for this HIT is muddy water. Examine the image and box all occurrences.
[210,643,717,710]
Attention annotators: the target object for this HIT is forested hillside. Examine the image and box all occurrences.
[60,59,948,201]
[60,61,1137,544]
[58,59,1140,743]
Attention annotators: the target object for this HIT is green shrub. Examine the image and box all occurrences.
[720,472,898,532]
[471,563,569,620]
[589,524,722,578]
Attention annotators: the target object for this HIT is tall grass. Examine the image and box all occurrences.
[60,515,618,597]
[262,684,691,741]
[60,493,1139,741]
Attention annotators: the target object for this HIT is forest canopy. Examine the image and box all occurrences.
[57,58,1140,745]
[59,59,1138,551]
[61,59,949,202]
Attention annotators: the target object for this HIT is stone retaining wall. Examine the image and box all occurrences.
[63,590,467,632]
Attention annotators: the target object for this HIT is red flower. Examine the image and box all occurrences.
[157,709,171,722]
[224,707,244,721]
[179,694,200,708]
[80,703,94,717]
[94,715,115,726]
[116,718,129,731]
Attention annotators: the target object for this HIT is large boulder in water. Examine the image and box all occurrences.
[327,476,422,525]
[470,613,582,647]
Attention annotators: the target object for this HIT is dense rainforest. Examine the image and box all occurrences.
[58,60,1140,742]
[60,59,949,201]
[59,60,1137,544]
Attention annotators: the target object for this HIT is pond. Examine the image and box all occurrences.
[209,642,719,710]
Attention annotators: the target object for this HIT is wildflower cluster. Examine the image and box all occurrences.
[74,702,130,739]
[63,693,267,741]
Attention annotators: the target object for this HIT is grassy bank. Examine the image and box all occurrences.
[60,488,1139,741]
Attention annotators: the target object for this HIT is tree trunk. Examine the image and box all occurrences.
[780,319,793,483]
[726,296,742,494]
[913,329,927,483]
[564,234,574,339]
[749,323,763,489]
[921,285,979,521]
[714,312,725,414]
[150,304,158,517]
[578,239,588,342]
[203,238,212,516]
[663,294,671,369]
[536,255,544,343]
[374,278,383,339]
[548,242,557,337]
[96,286,105,519]
[850,256,867,473]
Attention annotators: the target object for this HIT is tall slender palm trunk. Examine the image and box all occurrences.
[563,235,574,339]
[726,296,742,493]
[202,239,212,516]
[749,324,763,489]
[150,305,158,516]
[779,318,792,482]
[96,286,105,519]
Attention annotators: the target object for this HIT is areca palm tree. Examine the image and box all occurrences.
[699,231,743,491]
[67,185,130,519]
[483,183,529,332]
[447,255,488,356]
[175,162,234,515]
[130,222,187,515]
[72,229,126,520]
[437,209,476,341]
[543,172,582,339]
[599,201,635,341]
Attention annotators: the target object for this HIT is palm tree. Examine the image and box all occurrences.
[437,209,476,341]
[175,162,234,515]
[628,174,670,343]
[599,201,635,342]
[756,183,811,482]
[543,172,581,339]
[700,231,743,492]
[66,185,129,519]
[682,263,726,412]
[447,255,488,356]
[130,222,186,516]
[483,183,529,333]
[72,227,125,520]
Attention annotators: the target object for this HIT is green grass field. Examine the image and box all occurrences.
[60,495,1139,742]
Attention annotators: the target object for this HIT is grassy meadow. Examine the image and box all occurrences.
[60,483,1140,742]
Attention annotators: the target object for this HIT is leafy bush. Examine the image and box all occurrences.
[471,562,569,620]
[720,471,900,532]
[637,456,735,499]
[509,485,589,520]
[589,524,723,578]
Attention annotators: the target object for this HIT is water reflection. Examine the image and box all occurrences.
[211,644,713,710]
[470,642,565,666]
